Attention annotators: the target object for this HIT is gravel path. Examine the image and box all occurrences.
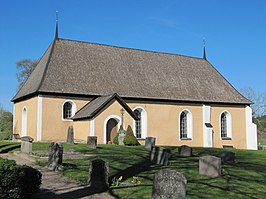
[0,153,117,199]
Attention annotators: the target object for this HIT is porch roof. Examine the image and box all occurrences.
[72,93,138,121]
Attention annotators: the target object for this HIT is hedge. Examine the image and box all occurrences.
[0,158,42,199]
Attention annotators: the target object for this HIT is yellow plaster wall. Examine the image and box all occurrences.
[13,97,38,140]
[41,97,89,141]
[73,120,90,142]
[211,105,247,149]
[128,103,203,146]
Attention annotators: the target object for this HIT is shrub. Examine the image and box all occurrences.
[113,125,124,145]
[123,125,140,146]
[0,131,12,140]
[0,158,42,199]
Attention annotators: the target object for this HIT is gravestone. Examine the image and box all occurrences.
[48,142,64,171]
[152,169,187,199]
[118,130,126,145]
[88,159,109,192]
[218,151,235,163]
[199,156,221,177]
[179,145,192,157]
[21,136,34,154]
[145,137,156,151]
[67,126,74,144]
[150,146,171,166]
[87,136,97,149]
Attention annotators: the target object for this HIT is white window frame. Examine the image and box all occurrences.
[62,100,77,121]
[220,110,232,139]
[132,106,147,139]
[179,109,193,140]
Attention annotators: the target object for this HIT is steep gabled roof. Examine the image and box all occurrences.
[12,38,251,105]
[72,93,138,121]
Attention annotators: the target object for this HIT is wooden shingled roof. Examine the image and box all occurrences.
[12,38,251,105]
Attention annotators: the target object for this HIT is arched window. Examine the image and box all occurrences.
[134,109,142,138]
[180,111,187,139]
[133,107,147,139]
[62,100,76,120]
[179,109,193,140]
[220,111,232,139]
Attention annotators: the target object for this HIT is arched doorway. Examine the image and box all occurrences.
[22,107,27,136]
[106,118,119,143]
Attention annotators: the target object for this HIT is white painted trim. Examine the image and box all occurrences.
[245,106,258,150]
[62,100,77,121]
[21,106,27,137]
[132,106,148,138]
[178,109,193,140]
[37,96,42,141]
[219,110,232,139]
[90,118,95,136]
[103,115,121,144]
[13,105,15,135]
[203,105,213,147]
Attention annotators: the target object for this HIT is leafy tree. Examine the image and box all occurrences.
[16,59,38,89]
[0,109,13,140]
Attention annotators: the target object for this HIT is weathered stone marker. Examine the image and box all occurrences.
[87,136,97,149]
[152,169,187,199]
[150,146,171,166]
[199,156,221,177]
[48,142,64,171]
[118,130,126,145]
[67,126,74,144]
[88,159,109,192]
[179,145,192,157]
[145,137,156,151]
[218,151,235,163]
[21,136,34,154]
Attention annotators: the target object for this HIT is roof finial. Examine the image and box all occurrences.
[203,38,207,60]
[55,10,59,39]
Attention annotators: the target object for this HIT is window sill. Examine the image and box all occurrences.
[137,138,145,140]
[180,138,192,141]
[221,137,232,140]
[62,119,73,122]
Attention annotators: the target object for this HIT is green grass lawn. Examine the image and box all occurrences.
[1,141,266,198]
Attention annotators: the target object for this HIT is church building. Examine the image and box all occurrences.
[12,26,257,150]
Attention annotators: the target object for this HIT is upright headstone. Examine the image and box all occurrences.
[67,126,74,144]
[199,156,221,177]
[179,145,192,157]
[152,169,187,199]
[87,136,97,149]
[88,159,109,192]
[21,136,34,154]
[118,130,126,145]
[150,146,171,166]
[48,142,64,171]
[218,151,235,163]
[145,137,156,151]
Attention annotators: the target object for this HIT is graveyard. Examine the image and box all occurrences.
[0,141,266,198]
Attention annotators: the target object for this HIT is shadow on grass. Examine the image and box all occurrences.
[0,144,21,153]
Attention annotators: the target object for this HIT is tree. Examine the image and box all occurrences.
[239,87,266,117]
[16,59,38,89]
[0,108,13,140]
[240,87,266,145]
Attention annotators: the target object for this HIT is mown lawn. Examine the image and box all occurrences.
[1,141,266,198]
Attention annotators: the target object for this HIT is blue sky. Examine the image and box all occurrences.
[0,0,265,112]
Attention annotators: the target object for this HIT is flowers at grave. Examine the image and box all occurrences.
[112,176,123,187]
[131,176,141,185]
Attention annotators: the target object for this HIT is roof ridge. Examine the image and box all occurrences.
[58,38,204,60]
[36,38,58,92]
